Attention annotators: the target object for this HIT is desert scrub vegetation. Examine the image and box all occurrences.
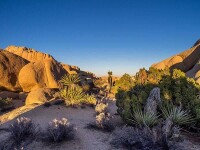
[42,118,75,143]
[0,97,13,111]
[8,117,39,145]
[59,74,97,107]
[95,103,108,114]
[115,68,200,127]
[87,102,114,132]
[59,74,80,88]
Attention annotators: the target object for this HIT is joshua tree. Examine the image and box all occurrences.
[108,71,113,93]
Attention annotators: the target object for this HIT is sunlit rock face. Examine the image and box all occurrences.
[5,45,54,62]
[0,45,95,92]
[19,59,68,92]
[152,39,200,84]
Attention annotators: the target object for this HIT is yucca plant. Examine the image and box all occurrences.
[131,108,159,128]
[60,86,85,106]
[60,74,80,88]
[83,94,97,106]
[160,103,194,126]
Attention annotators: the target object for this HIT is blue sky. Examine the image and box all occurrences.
[0,0,200,76]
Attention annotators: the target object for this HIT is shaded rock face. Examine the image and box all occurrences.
[19,59,68,92]
[0,51,28,91]
[152,40,200,83]
[25,88,55,105]
[5,46,54,62]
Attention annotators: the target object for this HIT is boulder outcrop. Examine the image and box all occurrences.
[5,46,54,62]
[19,59,68,92]
[0,51,28,91]
[25,88,55,105]
[152,40,200,84]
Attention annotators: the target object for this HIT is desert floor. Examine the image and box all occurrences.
[0,99,125,150]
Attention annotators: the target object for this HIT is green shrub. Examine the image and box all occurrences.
[60,74,80,87]
[116,68,200,126]
[160,103,194,126]
[130,107,159,127]
[60,86,85,106]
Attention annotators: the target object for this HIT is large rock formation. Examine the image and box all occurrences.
[0,51,28,91]
[152,39,200,83]
[0,45,95,93]
[25,88,55,105]
[5,46,54,62]
[19,59,67,92]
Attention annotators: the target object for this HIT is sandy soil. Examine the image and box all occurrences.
[0,100,124,150]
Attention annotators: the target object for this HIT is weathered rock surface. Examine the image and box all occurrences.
[0,51,28,91]
[25,88,55,105]
[5,46,54,62]
[19,59,68,92]
[152,40,200,84]
[61,63,78,74]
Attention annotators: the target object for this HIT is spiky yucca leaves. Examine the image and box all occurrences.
[60,86,85,106]
[160,103,194,126]
[83,94,97,106]
[131,108,159,128]
[60,74,80,87]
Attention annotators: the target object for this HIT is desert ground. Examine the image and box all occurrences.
[0,98,125,150]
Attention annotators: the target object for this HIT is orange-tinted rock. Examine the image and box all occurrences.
[152,43,200,72]
[19,59,68,92]
[0,51,28,91]
[25,88,55,105]
[5,45,54,62]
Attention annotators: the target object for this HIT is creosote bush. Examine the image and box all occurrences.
[9,117,38,144]
[43,118,75,143]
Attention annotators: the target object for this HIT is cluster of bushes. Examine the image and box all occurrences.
[113,86,194,149]
[1,117,75,149]
[58,74,96,107]
[115,67,200,126]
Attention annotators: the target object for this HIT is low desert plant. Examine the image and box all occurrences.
[131,108,159,128]
[95,103,108,114]
[160,104,194,126]
[87,112,114,132]
[8,117,38,144]
[111,126,166,150]
[60,74,80,87]
[83,94,97,106]
[60,86,85,106]
[43,118,75,142]
[0,97,13,109]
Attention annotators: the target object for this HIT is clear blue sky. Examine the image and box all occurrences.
[0,0,200,76]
